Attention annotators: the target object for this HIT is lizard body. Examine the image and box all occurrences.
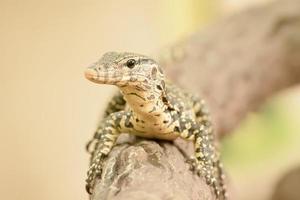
[84,52,227,199]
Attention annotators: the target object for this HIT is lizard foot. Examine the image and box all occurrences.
[186,156,223,199]
[86,152,106,194]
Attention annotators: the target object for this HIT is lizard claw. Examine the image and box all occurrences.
[85,183,93,195]
[86,138,98,154]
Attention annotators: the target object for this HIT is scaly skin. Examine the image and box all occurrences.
[84,52,227,199]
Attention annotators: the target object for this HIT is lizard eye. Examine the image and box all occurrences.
[126,59,136,68]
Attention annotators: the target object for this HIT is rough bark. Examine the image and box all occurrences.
[91,0,300,199]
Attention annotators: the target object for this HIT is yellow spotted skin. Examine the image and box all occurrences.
[84,52,227,199]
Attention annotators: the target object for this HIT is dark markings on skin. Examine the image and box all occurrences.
[140,104,144,107]
[125,117,133,128]
[187,128,195,138]
[195,147,201,153]
[126,92,146,101]
[141,120,145,123]
[154,114,160,117]
[156,85,163,90]
[162,96,168,104]
[163,120,168,124]
[116,96,126,105]
[136,118,139,122]
[125,121,133,128]
[168,111,179,128]
[174,126,180,132]
[93,68,99,74]
[167,106,175,112]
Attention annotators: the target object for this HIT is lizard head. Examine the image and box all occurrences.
[85,52,165,92]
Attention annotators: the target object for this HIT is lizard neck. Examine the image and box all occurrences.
[119,86,166,122]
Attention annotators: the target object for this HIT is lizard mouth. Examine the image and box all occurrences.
[84,68,150,87]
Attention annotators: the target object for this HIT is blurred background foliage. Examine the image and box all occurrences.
[222,88,300,200]
[1,0,299,200]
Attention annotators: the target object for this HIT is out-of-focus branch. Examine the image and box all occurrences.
[271,166,300,200]
[91,1,300,199]
[163,0,300,138]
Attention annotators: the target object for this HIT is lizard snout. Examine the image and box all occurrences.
[84,67,124,85]
[84,68,98,81]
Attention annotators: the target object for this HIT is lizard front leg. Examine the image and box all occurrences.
[189,94,211,126]
[191,96,227,199]
[86,111,132,194]
[86,92,126,154]
[176,117,227,200]
[102,92,126,118]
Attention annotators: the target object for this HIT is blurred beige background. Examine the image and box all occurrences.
[2,0,299,200]
[0,1,219,199]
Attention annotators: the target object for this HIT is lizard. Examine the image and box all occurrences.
[84,51,227,200]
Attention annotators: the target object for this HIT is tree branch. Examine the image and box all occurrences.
[163,0,300,138]
[91,0,300,199]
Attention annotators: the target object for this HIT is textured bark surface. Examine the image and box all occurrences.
[91,0,300,199]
